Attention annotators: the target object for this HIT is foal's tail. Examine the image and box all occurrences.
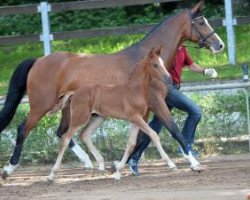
[48,91,74,115]
[0,58,37,134]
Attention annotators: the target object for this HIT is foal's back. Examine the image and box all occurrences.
[69,47,169,125]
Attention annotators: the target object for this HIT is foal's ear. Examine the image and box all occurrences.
[191,1,203,16]
[156,45,163,56]
[149,47,156,58]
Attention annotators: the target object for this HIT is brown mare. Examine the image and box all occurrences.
[0,2,224,179]
[48,47,176,181]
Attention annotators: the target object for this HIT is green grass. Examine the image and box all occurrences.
[0,25,250,95]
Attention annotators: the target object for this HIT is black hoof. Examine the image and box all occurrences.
[1,171,8,180]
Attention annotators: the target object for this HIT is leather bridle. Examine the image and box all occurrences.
[189,13,215,48]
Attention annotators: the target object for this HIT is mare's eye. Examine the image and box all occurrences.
[154,63,158,68]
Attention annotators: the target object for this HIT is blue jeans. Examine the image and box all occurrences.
[130,83,202,162]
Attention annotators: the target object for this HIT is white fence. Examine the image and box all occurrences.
[0,79,249,151]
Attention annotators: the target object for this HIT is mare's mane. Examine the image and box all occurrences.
[143,9,187,40]
[125,9,188,52]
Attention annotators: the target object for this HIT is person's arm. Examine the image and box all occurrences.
[187,62,204,74]
[187,62,218,78]
[182,46,218,78]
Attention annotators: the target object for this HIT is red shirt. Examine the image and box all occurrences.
[168,46,193,85]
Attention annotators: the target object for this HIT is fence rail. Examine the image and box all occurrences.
[1,80,249,105]
[0,17,237,46]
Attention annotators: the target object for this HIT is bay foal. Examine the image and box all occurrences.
[48,47,176,181]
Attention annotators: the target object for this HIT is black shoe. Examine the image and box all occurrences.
[128,159,140,176]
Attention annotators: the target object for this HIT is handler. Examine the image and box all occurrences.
[128,45,218,176]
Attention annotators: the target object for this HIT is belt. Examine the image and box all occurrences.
[172,82,180,90]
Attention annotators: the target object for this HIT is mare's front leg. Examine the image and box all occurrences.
[79,115,105,171]
[56,104,93,169]
[149,94,203,171]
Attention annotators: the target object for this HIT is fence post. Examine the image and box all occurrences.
[245,88,250,152]
[223,0,236,65]
[38,2,53,56]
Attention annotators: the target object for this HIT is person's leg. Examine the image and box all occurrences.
[128,115,164,175]
[166,85,202,155]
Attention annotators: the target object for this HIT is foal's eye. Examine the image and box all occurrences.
[154,63,158,68]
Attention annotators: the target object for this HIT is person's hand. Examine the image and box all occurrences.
[203,68,218,78]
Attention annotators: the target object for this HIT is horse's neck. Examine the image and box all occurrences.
[128,63,151,96]
[124,11,190,68]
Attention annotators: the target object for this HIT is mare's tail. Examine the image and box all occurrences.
[0,59,37,133]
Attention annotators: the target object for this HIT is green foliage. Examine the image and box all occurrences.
[0,4,163,36]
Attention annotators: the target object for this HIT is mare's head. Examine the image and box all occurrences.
[185,1,224,53]
[144,46,172,84]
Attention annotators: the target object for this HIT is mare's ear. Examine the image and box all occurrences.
[156,45,163,56]
[148,47,156,58]
[191,1,203,16]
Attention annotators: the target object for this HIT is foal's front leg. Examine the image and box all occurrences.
[136,117,177,170]
[112,124,139,180]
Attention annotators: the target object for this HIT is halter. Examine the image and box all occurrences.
[189,11,215,48]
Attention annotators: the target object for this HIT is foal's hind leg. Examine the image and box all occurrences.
[48,126,78,181]
[80,115,105,171]
[48,102,92,181]
[56,104,93,169]
[2,109,46,179]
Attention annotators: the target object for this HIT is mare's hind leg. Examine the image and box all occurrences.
[56,104,93,169]
[2,110,46,179]
[79,115,105,171]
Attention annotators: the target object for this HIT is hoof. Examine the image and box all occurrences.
[110,163,117,174]
[83,162,94,170]
[1,171,8,180]
[83,166,93,171]
[47,175,55,183]
[169,166,178,171]
[112,171,121,180]
[98,163,105,172]
[109,161,119,174]
[97,169,105,175]
[190,165,205,172]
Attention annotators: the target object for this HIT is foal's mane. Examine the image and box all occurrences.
[128,53,158,82]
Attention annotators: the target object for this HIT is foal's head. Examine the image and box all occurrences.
[186,1,224,53]
[143,46,171,84]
